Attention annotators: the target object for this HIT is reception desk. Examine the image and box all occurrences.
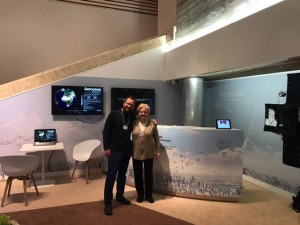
[126,126,243,202]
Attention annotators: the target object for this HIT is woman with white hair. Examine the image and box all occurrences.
[132,103,160,203]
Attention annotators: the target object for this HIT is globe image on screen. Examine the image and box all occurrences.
[54,88,76,109]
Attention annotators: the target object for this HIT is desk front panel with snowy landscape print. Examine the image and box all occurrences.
[127,126,243,202]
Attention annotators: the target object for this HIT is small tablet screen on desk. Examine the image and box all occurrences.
[34,129,57,146]
[216,119,231,129]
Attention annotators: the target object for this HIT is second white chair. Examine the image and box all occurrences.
[71,139,101,184]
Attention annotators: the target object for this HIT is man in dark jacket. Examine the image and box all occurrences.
[103,96,136,216]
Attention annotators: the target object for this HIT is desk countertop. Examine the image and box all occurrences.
[20,142,64,152]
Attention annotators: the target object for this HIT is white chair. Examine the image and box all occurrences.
[0,155,39,207]
[71,139,101,184]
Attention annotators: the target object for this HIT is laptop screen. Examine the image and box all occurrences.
[216,119,231,129]
[34,129,57,146]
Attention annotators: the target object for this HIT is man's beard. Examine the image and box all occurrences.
[123,106,131,112]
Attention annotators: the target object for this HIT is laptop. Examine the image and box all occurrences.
[216,119,231,129]
[34,129,57,146]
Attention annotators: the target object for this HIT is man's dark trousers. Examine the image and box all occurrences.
[104,148,132,205]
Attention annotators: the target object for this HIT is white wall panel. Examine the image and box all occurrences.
[165,0,300,81]
[77,47,165,80]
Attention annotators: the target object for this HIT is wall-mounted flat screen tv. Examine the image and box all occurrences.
[51,85,104,115]
[111,87,155,114]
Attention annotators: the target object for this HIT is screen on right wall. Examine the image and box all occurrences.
[111,87,155,114]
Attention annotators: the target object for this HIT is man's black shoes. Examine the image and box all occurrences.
[105,197,130,216]
[116,196,131,205]
[104,204,112,216]
[136,196,144,203]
